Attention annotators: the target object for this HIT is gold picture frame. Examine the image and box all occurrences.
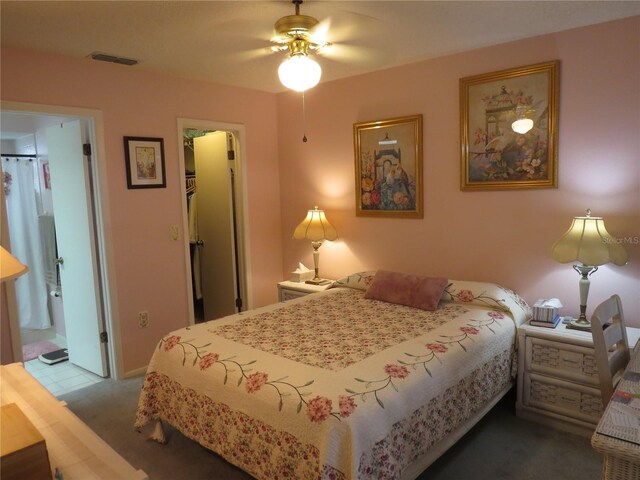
[354,115,423,218]
[460,61,559,191]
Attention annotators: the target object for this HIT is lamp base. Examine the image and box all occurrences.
[566,319,592,331]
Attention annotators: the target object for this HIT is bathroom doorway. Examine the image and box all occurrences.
[1,103,120,390]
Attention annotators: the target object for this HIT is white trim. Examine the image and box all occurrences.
[1,101,123,380]
[176,118,253,325]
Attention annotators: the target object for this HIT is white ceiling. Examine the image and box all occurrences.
[1,1,639,94]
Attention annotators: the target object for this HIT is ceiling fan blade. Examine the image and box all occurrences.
[319,43,378,64]
[307,16,331,46]
[234,46,276,62]
[321,10,383,42]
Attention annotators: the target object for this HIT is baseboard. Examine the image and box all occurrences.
[124,366,148,379]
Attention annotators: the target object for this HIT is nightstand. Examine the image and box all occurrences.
[516,321,640,437]
[277,280,333,302]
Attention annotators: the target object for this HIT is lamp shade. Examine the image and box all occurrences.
[550,211,628,266]
[278,55,321,92]
[293,206,337,242]
[0,246,28,281]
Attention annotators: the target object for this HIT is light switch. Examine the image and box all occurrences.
[169,225,179,241]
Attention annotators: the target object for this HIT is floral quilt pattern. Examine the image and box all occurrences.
[358,349,513,478]
[136,371,346,480]
[136,281,529,479]
[211,288,467,371]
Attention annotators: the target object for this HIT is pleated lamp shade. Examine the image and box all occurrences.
[550,211,628,266]
[293,206,337,242]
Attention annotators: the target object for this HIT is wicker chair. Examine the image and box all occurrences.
[590,294,630,405]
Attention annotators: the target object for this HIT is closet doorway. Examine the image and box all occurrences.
[179,119,250,324]
[1,104,117,387]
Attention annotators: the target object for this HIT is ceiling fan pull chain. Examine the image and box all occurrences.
[302,91,308,143]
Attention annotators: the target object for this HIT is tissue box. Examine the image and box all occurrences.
[532,299,560,322]
[290,270,314,283]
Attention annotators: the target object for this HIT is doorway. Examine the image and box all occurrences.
[179,119,251,324]
[1,104,119,389]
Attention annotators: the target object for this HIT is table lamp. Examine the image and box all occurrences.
[550,209,628,331]
[0,246,28,281]
[293,206,337,285]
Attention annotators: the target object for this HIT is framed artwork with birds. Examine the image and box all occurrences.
[353,114,423,218]
[460,61,559,191]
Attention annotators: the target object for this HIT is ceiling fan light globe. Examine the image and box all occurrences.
[511,118,534,134]
[278,55,321,92]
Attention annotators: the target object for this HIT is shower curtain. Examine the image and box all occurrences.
[2,158,51,330]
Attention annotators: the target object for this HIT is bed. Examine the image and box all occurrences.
[135,272,530,479]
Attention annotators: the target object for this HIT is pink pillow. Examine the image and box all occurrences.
[364,271,448,311]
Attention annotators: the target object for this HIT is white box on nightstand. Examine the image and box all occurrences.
[277,280,333,302]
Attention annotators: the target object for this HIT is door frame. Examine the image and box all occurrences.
[177,118,252,324]
[1,100,124,379]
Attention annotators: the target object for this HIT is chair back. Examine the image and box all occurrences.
[590,294,630,405]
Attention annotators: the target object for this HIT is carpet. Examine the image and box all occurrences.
[22,340,60,362]
[60,380,604,480]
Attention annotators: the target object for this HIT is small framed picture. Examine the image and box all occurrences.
[42,161,51,189]
[123,136,166,189]
[353,114,423,218]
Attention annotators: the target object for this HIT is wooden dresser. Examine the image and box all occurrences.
[1,402,52,479]
[0,363,147,480]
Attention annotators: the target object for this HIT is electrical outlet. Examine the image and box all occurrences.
[138,311,149,328]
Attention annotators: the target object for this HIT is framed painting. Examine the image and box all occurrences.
[460,61,559,191]
[124,136,166,189]
[42,161,51,189]
[354,114,423,218]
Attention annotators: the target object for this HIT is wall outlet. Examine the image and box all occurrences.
[138,311,149,328]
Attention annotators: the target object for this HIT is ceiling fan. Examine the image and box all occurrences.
[270,0,331,91]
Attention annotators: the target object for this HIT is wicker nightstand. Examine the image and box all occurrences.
[516,321,640,437]
[277,280,333,302]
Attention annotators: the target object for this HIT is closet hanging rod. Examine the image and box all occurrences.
[1,153,38,158]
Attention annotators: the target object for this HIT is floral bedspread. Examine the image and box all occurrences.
[135,280,530,479]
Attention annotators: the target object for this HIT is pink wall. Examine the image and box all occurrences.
[277,17,640,325]
[1,17,638,375]
[1,48,284,372]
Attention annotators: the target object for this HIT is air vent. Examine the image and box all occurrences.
[90,52,138,66]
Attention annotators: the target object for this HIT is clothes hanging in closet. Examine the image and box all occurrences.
[187,190,202,300]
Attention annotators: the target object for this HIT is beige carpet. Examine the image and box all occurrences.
[60,378,603,479]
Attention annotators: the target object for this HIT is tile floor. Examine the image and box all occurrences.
[21,332,104,397]
[23,357,104,397]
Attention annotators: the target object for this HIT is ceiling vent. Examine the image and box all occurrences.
[89,52,138,66]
